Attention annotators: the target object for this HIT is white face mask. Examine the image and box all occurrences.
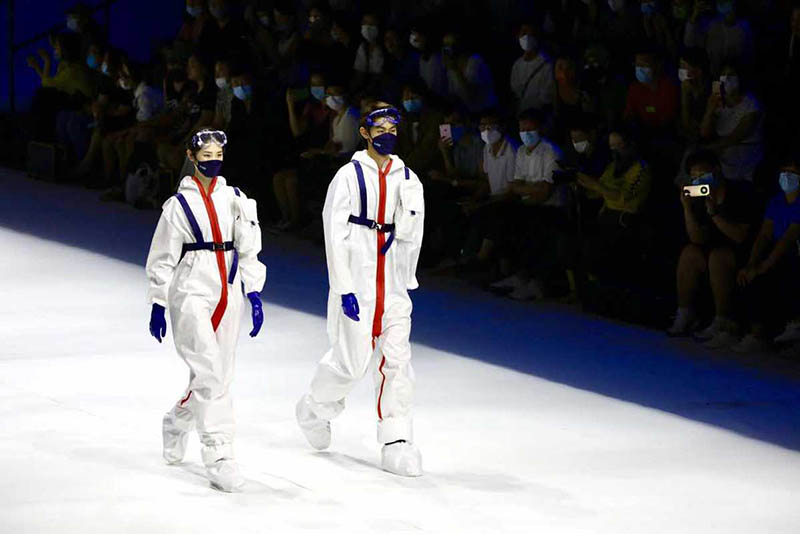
[361,25,379,43]
[480,128,501,145]
[573,140,590,154]
[326,95,345,111]
[608,0,626,11]
[519,35,537,53]
[215,77,228,89]
[678,68,691,82]
[119,78,132,91]
[409,33,423,50]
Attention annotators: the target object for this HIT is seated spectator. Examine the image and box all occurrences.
[409,22,447,98]
[212,57,234,130]
[699,64,764,182]
[600,0,645,72]
[577,128,652,280]
[552,56,593,145]
[382,28,421,103]
[487,108,566,300]
[566,114,613,179]
[684,0,754,77]
[27,32,94,101]
[667,150,756,346]
[510,22,554,114]
[580,44,627,133]
[201,0,251,61]
[249,0,279,77]
[177,0,211,46]
[624,46,679,138]
[225,68,271,192]
[733,155,800,352]
[272,2,302,84]
[678,47,710,144]
[639,0,678,61]
[301,2,334,58]
[352,11,385,94]
[442,30,499,113]
[64,2,106,56]
[396,83,444,175]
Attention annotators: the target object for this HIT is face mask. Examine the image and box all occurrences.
[209,5,229,19]
[635,66,654,84]
[480,128,501,145]
[233,85,253,100]
[678,68,691,82]
[451,125,465,144]
[326,95,345,111]
[720,75,739,94]
[692,172,717,186]
[370,132,397,155]
[87,54,98,69]
[403,98,423,113]
[309,16,320,26]
[409,33,423,50]
[519,35,537,53]
[672,3,689,19]
[101,62,110,75]
[361,25,379,43]
[186,6,203,18]
[779,172,800,193]
[573,140,590,154]
[608,0,626,11]
[310,86,326,101]
[520,130,540,147]
[640,2,657,14]
[66,17,79,32]
[215,77,228,89]
[119,78,132,91]
[717,1,733,15]
[197,159,223,177]
[258,15,270,27]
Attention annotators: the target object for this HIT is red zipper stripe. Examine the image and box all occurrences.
[192,176,228,331]
[376,355,387,420]
[371,159,392,339]
[179,390,192,406]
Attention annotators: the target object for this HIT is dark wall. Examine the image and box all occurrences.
[0,0,184,112]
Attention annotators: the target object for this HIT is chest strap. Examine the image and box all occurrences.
[174,192,239,284]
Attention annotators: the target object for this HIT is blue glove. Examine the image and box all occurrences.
[149,303,167,343]
[247,291,264,337]
[341,293,360,322]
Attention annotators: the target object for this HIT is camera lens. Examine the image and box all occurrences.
[700,186,709,195]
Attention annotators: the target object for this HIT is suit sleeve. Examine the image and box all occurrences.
[322,166,356,295]
[233,189,267,295]
[145,198,186,307]
[395,169,425,290]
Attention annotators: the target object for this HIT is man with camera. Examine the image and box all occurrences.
[667,150,756,348]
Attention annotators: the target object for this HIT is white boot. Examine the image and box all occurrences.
[162,412,191,465]
[295,394,332,450]
[381,441,423,477]
[490,274,524,290]
[206,459,245,493]
[666,307,696,337]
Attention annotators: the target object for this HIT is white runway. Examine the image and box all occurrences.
[1,171,799,533]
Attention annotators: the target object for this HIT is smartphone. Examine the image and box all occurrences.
[683,184,711,197]
[439,123,452,141]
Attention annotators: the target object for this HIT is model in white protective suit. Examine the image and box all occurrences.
[296,103,426,476]
[145,129,266,492]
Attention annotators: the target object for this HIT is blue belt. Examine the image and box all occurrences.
[350,160,407,255]
[175,192,239,284]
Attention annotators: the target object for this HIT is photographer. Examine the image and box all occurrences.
[733,154,800,353]
[667,150,755,347]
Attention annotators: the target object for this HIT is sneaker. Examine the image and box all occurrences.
[695,316,729,341]
[666,308,697,337]
[295,394,332,450]
[509,279,544,301]
[381,441,423,477]
[490,274,524,290]
[732,334,769,353]
[703,330,739,350]
[206,458,245,493]
[774,320,800,344]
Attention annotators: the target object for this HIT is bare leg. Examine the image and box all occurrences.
[676,244,707,309]
[708,246,736,319]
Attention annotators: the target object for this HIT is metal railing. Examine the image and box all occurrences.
[5,0,119,112]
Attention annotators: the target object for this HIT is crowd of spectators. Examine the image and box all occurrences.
[22,0,800,356]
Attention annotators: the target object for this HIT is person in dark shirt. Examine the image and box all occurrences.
[198,0,252,61]
[668,150,757,346]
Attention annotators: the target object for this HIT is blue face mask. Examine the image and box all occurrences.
[716,1,733,15]
[233,85,253,101]
[451,125,465,144]
[197,159,223,177]
[310,86,326,101]
[186,5,203,17]
[635,66,654,84]
[520,130,541,147]
[779,172,800,193]
[86,54,98,69]
[66,17,79,32]
[692,172,717,186]
[403,98,423,113]
[370,132,398,155]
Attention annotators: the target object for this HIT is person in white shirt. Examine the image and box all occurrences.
[510,23,555,113]
[353,12,384,93]
[409,24,447,97]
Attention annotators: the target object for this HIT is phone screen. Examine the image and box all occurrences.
[439,124,452,140]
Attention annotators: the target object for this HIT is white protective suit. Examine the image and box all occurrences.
[305,150,425,445]
[145,175,266,466]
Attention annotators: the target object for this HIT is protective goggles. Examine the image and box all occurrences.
[190,129,228,150]
[365,107,401,128]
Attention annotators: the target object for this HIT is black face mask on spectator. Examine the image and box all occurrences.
[613,146,637,174]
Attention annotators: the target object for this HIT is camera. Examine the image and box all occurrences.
[683,184,711,197]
